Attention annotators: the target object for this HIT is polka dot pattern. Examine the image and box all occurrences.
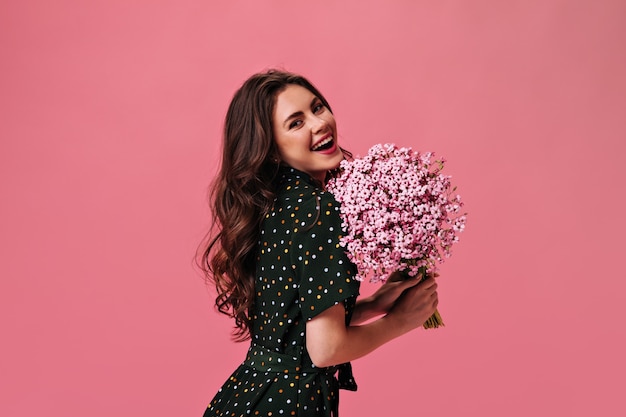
[204,167,360,417]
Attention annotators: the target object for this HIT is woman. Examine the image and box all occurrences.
[200,69,438,416]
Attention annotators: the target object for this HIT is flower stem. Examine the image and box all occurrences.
[422,308,444,329]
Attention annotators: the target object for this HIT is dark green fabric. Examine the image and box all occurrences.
[204,167,360,417]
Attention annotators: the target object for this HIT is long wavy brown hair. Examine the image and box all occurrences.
[199,69,347,341]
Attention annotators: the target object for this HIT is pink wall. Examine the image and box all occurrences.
[1,1,625,416]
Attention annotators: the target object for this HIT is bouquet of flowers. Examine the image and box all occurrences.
[326,143,467,328]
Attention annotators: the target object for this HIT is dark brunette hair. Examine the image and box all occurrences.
[199,69,345,340]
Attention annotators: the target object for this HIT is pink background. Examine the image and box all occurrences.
[1,1,625,416]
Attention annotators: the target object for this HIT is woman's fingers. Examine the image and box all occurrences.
[396,277,438,315]
[417,276,437,291]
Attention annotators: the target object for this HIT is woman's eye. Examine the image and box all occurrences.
[289,119,303,129]
[313,103,324,113]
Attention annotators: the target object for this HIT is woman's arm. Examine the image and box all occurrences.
[305,276,438,368]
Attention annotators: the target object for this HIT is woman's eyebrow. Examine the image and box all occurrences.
[283,97,319,127]
[283,110,303,127]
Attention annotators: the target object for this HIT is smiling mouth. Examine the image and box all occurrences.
[311,136,334,151]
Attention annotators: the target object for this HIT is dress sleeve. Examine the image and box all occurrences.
[291,191,360,321]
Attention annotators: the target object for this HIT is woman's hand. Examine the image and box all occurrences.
[386,276,439,333]
[369,271,423,314]
[351,271,439,325]
[350,272,421,324]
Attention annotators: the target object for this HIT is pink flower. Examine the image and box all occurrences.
[327,143,467,283]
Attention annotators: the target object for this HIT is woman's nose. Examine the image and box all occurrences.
[311,116,329,133]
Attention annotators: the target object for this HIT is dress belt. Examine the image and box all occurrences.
[243,343,358,391]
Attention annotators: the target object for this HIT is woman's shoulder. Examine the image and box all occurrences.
[276,168,335,202]
[271,167,344,225]
[282,185,339,215]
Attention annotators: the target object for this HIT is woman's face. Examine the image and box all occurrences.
[272,84,343,183]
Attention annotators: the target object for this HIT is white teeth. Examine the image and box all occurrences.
[312,136,333,151]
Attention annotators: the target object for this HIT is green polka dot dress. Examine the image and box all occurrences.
[203,167,361,417]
